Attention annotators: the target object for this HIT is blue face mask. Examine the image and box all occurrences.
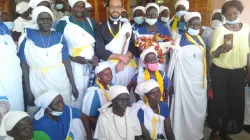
[225,17,240,25]
[48,108,63,116]
[134,16,144,25]
[3,22,14,31]
[56,4,64,10]
[176,11,186,18]
[187,28,200,36]
[179,22,187,31]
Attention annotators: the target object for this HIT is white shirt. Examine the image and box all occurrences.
[94,107,142,140]
[13,17,29,32]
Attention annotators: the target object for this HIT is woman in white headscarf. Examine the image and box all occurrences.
[169,12,208,140]
[18,6,78,117]
[132,79,175,140]
[13,1,31,33]
[82,62,113,130]
[159,6,171,33]
[132,6,145,31]
[0,111,33,140]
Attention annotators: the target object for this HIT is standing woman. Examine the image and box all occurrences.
[18,6,78,116]
[170,12,208,140]
[159,6,171,33]
[208,0,249,139]
[132,6,145,31]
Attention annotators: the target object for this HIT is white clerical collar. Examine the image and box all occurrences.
[109,16,122,25]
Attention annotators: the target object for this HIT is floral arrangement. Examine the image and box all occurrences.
[135,34,173,64]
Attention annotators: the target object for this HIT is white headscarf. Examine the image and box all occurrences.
[145,3,160,15]
[175,0,189,10]
[0,111,29,140]
[31,6,54,26]
[110,85,129,101]
[85,2,92,8]
[212,9,222,16]
[135,79,159,96]
[16,1,29,14]
[34,90,60,120]
[184,12,201,22]
[28,0,49,9]
[159,6,170,15]
[133,6,145,15]
[95,62,110,75]
[140,47,158,62]
[68,0,86,8]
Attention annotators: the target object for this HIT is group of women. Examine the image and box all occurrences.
[0,0,249,139]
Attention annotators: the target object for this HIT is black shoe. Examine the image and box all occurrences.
[219,133,233,140]
[243,125,250,133]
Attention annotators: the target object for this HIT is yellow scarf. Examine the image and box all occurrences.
[185,33,207,88]
[144,69,164,101]
[144,97,160,139]
[95,80,111,101]
[171,17,179,30]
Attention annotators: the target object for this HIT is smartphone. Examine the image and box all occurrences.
[224,34,233,47]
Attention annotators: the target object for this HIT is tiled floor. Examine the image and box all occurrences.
[204,126,250,140]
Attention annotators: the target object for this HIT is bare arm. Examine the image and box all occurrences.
[140,124,151,140]
[63,60,78,99]
[21,61,35,106]
[89,116,98,127]
[164,118,175,140]
[81,113,93,140]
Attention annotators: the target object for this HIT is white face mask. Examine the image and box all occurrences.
[145,18,157,26]
[161,17,169,23]
[48,108,63,116]
[211,20,223,29]
[110,16,122,22]
[176,11,186,18]
[187,28,200,36]
[225,17,240,25]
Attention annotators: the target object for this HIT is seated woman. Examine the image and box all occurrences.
[137,3,171,37]
[18,6,78,116]
[0,111,34,140]
[133,79,175,140]
[32,90,93,140]
[127,47,172,102]
[82,62,113,130]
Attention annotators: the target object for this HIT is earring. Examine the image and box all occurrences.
[97,77,100,81]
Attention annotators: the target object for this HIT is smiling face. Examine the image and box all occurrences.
[224,6,239,22]
[107,0,123,19]
[9,117,34,140]
[72,1,85,18]
[97,68,113,85]
[37,12,52,32]
[112,93,130,113]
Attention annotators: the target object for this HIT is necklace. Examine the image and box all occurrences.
[107,20,121,38]
[225,23,240,31]
[113,113,127,140]
[39,31,51,56]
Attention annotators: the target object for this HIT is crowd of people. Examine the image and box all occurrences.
[0,0,249,139]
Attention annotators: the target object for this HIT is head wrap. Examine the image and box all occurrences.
[159,6,170,14]
[68,0,86,8]
[95,62,110,75]
[140,47,158,62]
[145,3,160,15]
[16,1,29,14]
[32,6,53,25]
[0,111,29,140]
[184,12,201,22]
[133,6,145,15]
[212,9,222,16]
[85,2,92,8]
[135,79,159,96]
[28,0,49,9]
[109,85,129,101]
[34,90,60,120]
[175,0,189,10]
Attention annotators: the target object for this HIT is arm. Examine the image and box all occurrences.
[81,113,93,140]
[140,124,151,140]
[89,116,98,127]
[164,118,175,140]
[62,60,78,99]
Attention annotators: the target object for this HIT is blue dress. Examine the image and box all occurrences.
[18,28,69,62]
[138,21,171,36]
[32,105,81,140]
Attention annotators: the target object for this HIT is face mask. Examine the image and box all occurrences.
[134,16,144,25]
[161,17,169,23]
[176,11,186,18]
[110,16,122,22]
[3,22,14,30]
[179,22,187,31]
[147,63,159,71]
[187,28,200,36]
[56,4,64,10]
[48,108,63,116]
[225,17,240,25]
[145,18,157,26]
[211,20,222,29]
